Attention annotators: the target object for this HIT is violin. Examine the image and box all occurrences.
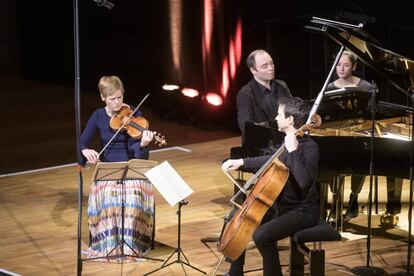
[109,105,167,147]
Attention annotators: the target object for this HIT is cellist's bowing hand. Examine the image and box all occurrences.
[82,149,100,164]
[284,131,298,153]
[221,159,244,172]
[140,130,155,147]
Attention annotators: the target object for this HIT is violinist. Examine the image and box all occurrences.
[80,75,156,258]
[222,97,320,276]
[81,75,155,164]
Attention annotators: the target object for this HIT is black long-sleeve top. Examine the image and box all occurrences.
[243,136,319,211]
[236,79,292,135]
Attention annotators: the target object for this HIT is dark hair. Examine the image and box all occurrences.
[278,97,310,129]
[246,49,268,70]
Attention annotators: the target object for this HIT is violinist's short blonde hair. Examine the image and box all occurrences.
[98,76,125,98]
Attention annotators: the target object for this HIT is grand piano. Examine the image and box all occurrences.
[236,17,414,228]
[305,17,414,228]
[306,17,413,180]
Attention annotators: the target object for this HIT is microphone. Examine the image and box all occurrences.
[408,86,414,102]
[94,0,114,9]
[370,80,379,94]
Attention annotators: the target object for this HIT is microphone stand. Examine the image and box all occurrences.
[351,82,385,275]
[73,0,83,274]
[407,87,414,274]
[74,1,108,273]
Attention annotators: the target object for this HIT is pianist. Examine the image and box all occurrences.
[326,50,403,225]
[326,50,374,221]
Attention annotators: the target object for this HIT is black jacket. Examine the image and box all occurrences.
[236,78,292,134]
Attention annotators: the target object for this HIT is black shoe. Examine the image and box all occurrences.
[225,268,244,276]
[328,204,336,221]
[380,213,399,226]
[344,194,359,222]
[223,273,243,276]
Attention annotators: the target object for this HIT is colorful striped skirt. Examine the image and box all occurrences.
[87,179,154,258]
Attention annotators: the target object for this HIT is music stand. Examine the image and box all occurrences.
[83,159,163,263]
[144,161,206,275]
[144,200,206,275]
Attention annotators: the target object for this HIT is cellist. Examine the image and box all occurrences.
[221,97,320,276]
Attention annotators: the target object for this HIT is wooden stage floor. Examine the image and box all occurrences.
[1,136,414,275]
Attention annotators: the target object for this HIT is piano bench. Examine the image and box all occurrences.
[289,219,341,276]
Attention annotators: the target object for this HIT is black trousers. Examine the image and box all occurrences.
[327,175,403,215]
[229,203,320,276]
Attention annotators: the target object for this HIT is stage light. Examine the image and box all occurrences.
[153,84,182,120]
[181,87,199,98]
[205,92,223,106]
[154,84,202,125]
[175,88,200,125]
[162,84,180,91]
[197,93,226,130]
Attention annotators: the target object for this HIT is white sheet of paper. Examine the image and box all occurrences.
[144,161,193,207]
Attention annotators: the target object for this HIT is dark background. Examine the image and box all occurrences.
[1,0,413,173]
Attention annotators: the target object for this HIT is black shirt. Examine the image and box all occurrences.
[236,78,292,135]
[242,136,319,211]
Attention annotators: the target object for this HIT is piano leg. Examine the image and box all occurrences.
[328,176,345,231]
[318,181,329,220]
[374,176,379,214]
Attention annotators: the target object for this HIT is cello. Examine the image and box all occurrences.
[217,114,321,261]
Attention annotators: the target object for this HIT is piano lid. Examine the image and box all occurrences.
[307,17,414,97]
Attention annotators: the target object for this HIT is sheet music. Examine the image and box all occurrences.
[144,161,193,207]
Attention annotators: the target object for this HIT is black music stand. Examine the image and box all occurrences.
[143,161,206,275]
[82,159,163,263]
[144,200,206,275]
[350,84,386,275]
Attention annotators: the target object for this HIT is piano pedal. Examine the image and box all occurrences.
[380,213,399,227]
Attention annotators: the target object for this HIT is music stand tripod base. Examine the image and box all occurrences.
[144,200,206,275]
[350,266,386,276]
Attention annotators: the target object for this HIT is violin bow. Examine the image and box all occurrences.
[97,93,150,158]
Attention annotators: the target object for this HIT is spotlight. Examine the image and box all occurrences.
[153,84,181,120]
[154,84,202,125]
[176,87,201,125]
[181,87,200,98]
[205,92,223,106]
[198,92,226,130]
[162,84,180,91]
